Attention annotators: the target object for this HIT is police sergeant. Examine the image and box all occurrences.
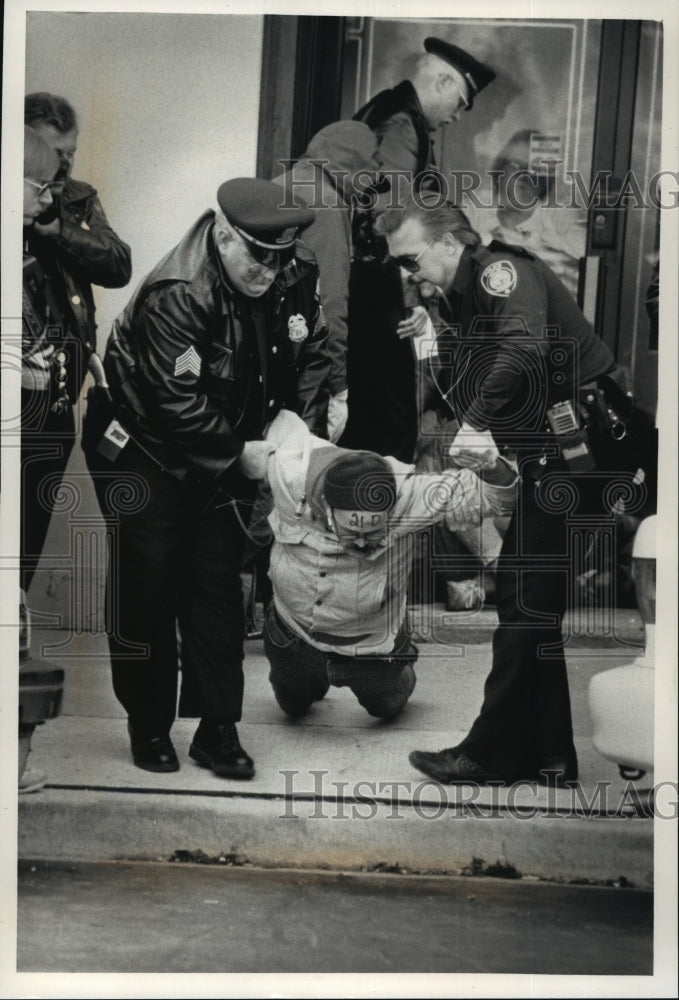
[83,178,329,780]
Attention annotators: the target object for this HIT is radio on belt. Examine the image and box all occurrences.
[545,399,596,473]
[97,419,130,462]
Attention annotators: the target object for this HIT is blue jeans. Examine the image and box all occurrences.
[263,603,417,719]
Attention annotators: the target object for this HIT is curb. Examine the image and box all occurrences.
[19,789,654,888]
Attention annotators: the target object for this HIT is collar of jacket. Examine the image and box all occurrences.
[391,79,428,121]
[450,244,479,296]
[61,177,97,206]
[356,79,427,128]
[354,79,432,173]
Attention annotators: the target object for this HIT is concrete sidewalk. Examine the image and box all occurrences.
[18,605,654,887]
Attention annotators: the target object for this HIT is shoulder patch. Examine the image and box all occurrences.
[480,259,518,298]
[174,345,202,378]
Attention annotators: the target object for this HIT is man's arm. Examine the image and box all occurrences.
[130,283,244,480]
[459,255,550,433]
[37,184,132,289]
[392,460,518,535]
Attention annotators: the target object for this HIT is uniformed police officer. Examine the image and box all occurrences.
[341,37,496,464]
[376,194,648,786]
[83,178,329,779]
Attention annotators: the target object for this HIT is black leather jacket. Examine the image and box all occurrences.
[26,177,132,392]
[102,211,330,485]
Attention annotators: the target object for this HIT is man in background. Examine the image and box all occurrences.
[22,92,131,593]
[341,38,496,463]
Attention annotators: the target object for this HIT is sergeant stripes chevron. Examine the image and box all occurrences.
[174,345,202,377]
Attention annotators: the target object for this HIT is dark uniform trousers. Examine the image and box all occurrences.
[459,454,604,777]
[89,440,252,738]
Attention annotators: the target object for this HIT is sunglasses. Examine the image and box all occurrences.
[388,237,438,274]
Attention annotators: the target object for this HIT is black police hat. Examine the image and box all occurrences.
[424,37,496,109]
[217,177,315,268]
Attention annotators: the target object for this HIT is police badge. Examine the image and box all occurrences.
[288,314,309,342]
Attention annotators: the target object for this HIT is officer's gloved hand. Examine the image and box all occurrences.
[238,440,277,480]
[449,422,500,470]
[327,390,348,443]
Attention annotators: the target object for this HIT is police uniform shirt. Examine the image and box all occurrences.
[434,243,615,441]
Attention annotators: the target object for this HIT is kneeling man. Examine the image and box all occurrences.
[262,413,516,719]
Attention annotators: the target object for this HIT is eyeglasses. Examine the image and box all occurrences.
[25,178,55,197]
[439,74,470,115]
[389,238,438,274]
[450,84,470,114]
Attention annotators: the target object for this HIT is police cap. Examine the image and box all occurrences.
[217,177,315,268]
[424,37,496,109]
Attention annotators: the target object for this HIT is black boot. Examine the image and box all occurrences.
[189,720,255,779]
[127,722,179,773]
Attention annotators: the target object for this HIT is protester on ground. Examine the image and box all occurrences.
[261,410,516,719]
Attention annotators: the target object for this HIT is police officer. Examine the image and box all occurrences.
[376,194,649,786]
[83,179,329,779]
[341,37,496,464]
[354,36,496,179]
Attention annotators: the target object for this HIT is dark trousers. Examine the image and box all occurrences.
[263,602,418,719]
[87,440,251,738]
[459,463,586,777]
[339,259,418,463]
[21,388,76,593]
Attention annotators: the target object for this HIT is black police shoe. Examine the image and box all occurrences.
[408,747,507,785]
[127,722,179,773]
[189,721,255,780]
